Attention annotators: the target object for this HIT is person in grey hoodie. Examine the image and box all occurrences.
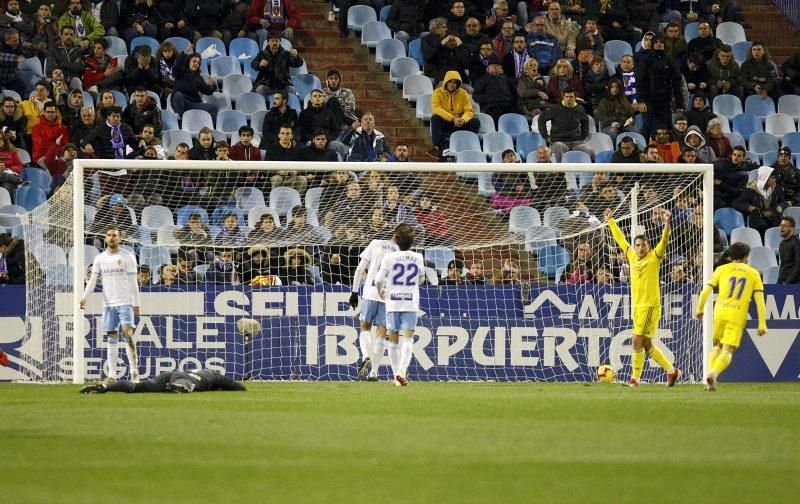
[682,125,716,164]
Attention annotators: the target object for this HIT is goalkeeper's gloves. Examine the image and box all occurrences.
[80,383,107,394]
[349,292,359,309]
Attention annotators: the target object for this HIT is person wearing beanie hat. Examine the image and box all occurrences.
[772,147,799,206]
[474,53,516,123]
[637,32,683,139]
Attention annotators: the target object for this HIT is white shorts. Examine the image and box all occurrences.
[359,299,386,326]
[102,305,135,334]
[386,312,418,333]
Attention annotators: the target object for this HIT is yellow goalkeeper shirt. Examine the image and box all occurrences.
[608,217,669,309]
[699,262,766,327]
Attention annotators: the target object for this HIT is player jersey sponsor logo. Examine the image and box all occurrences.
[390,293,413,301]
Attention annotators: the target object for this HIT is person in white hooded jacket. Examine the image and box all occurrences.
[733,165,789,236]
[682,125,716,164]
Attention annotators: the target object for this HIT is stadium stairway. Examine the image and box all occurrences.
[738,0,800,65]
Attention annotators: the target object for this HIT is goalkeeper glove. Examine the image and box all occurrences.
[349,292,359,309]
[0,350,8,367]
[79,384,107,394]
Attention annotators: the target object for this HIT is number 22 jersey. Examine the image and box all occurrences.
[378,250,425,312]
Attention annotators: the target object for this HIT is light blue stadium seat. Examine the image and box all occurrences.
[683,22,699,42]
[104,35,127,56]
[176,206,209,227]
[603,39,632,66]
[202,92,232,112]
[269,93,301,113]
[716,22,746,45]
[778,95,800,121]
[268,187,302,218]
[509,206,542,233]
[292,73,322,102]
[782,131,800,153]
[448,130,481,155]
[211,206,245,227]
[732,113,763,137]
[724,131,746,149]
[595,150,614,163]
[408,38,423,66]
[732,40,753,63]
[748,132,779,155]
[587,132,614,153]
[347,4,377,32]
[46,264,73,286]
[516,131,546,159]
[139,246,172,269]
[543,206,571,229]
[455,150,487,179]
[229,38,260,60]
[713,94,743,117]
[196,37,226,60]
[289,59,308,77]
[523,226,558,253]
[361,20,391,48]
[210,55,242,79]
[16,186,47,211]
[538,245,570,277]
[234,92,267,119]
[235,187,267,212]
[425,247,455,277]
[130,36,159,55]
[714,207,745,236]
[251,110,267,136]
[162,129,193,153]
[161,109,179,131]
[376,38,406,66]
[0,187,10,207]
[141,205,175,229]
[248,206,280,228]
[730,226,763,248]
[482,131,514,156]
[305,187,324,211]
[223,74,253,99]
[748,246,778,272]
[762,265,780,284]
[22,167,51,192]
[783,206,800,223]
[744,95,776,119]
[762,150,778,166]
[562,150,592,163]
[67,244,101,268]
[615,132,646,150]
[181,109,214,135]
[389,56,419,85]
[415,93,432,121]
[764,226,782,253]
[477,172,496,196]
[475,112,496,138]
[216,110,248,137]
[403,74,433,102]
[497,113,529,140]
[765,113,796,140]
[165,37,191,52]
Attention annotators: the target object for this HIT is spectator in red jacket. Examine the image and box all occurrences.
[229,125,262,161]
[0,130,23,173]
[82,38,124,94]
[246,0,299,48]
[31,101,70,162]
[44,142,78,190]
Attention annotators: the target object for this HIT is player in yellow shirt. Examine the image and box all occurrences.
[605,208,681,387]
[695,242,767,391]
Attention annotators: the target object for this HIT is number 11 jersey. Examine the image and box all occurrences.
[708,262,764,326]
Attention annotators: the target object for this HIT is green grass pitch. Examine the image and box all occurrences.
[1,382,799,503]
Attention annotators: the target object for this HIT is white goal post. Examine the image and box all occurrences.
[32,159,715,384]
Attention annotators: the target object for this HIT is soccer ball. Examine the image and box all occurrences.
[597,365,615,383]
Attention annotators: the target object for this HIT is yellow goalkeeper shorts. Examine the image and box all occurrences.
[713,319,745,348]
[632,306,661,338]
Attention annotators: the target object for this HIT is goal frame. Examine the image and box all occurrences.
[70,160,715,384]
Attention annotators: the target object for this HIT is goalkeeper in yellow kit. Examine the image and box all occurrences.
[695,242,767,391]
[605,208,681,387]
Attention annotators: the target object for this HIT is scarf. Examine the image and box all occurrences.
[621,71,637,103]
[70,11,86,38]
[514,51,528,79]
[558,76,571,94]
[264,0,286,25]
[109,120,125,159]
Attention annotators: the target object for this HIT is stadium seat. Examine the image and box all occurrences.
[164,36,191,53]
[425,247,456,276]
[448,130,482,155]
[229,38,259,60]
[732,40,753,64]
[713,94,743,117]
[35,243,67,266]
[216,110,248,137]
[234,92,267,118]
[347,4,376,32]
[248,206,280,228]
[509,206,542,233]
[715,113,732,132]
[716,22,746,45]
[235,187,267,212]
[415,93,432,121]
[66,244,100,268]
[162,129,193,154]
[45,264,73,286]
[714,207,745,236]
[251,110,267,136]
[210,206,245,228]
[304,187,324,211]
[408,37,424,66]
[778,95,800,122]
[477,172,496,196]
[764,226,782,252]
[361,20,391,48]
[537,244,570,277]
[156,224,182,253]
[765,113,796,140]
[730,227,763,248]
[783,206,800,223]
[615,132,646,150]
[181,109,214,136]
[104,36,127,56]
[139,245,172,269]
[176,206,209,227]
[130,36,159,55]
[389,57,420,85]
[292,74,322,102]
[210,56,242,79]
[0,187,10,207]
[603,39,632,67]
[762,150,778,166]
[498,113,529,140]
[749,246,778,272]
[586,132,614,153]
[22,167,51,192]
[562,150,591,163]
[161,109,179,131]
[376,38,406,66]
[744,95,776,119]
[732,113,764,137]
[268,187,302,218]
[402,74,433,102]
[475,112,496,138]
[202,92,233,112]
[724,131,746,149]
[782,131,800,153]
[455,150,486,179]
[683,22,699,42]
[482,131,514,156]
[516,132,546,159]
[524,226,558,253]
[270,92,302,113]
[543,206,571,229]
[595,150,614,163]
[748,132,779,155]
[289,59,308,77]
[196,36,226,60]
[222,74,253,98]
[762,265,780,284]
[17,186,47,211]
[141,205,175,229]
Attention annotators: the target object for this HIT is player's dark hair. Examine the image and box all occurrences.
[728,242,750,261]
[782,216,796,228]
[393,223,415,251]
[238,125,254,135]
[633,234,650,246]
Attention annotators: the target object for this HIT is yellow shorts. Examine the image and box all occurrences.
[632,306,661,338]
[713,319,745,348]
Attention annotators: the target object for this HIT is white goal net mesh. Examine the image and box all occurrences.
[21,161,710,383]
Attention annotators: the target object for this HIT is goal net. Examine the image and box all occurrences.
[19,160,713,383]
